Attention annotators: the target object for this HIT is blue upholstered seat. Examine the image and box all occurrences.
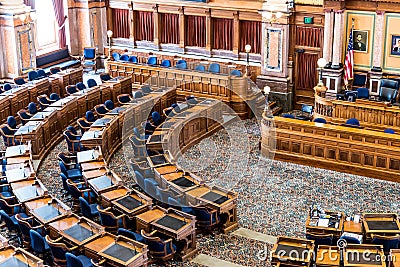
[85,111,95,123]
[346,118,360,126]
[117,228,145,243]
[283,114,295,119]
[176,59,187,69]
[152,111,162,126]
[306,233,333,246]
[94,104,108,116]
[119,54,129,61]
[87,79,97,88]
[28,102,38,115]
[79,197,99,219]
[7,116,17,129]
[141,85,152,95]
[14,77,26,85]
[117,94,131,104]
[66,252,94,267]
[59,161,82,180]
[3,83,11,91]
[141,230,177,261]
[144,178,158,198]
[76,82,86,90]
[230,69,242,76]
[128,55,138,63]
[37,69,46,79]
[112,52,120,61]
[195,65,205,72]
[50,93,60,101]
[104,100,114,111]
[356,87,369,99]
[208,63,220,73]
[313,118,327,124]
[384,128,395,134]
[147,56,157,65]
[30,229,50,254]
[100,73,111,82]
[371,235,400,253]
[28,70,39,81]
[66,85,79,95]
[161,59,171,67]
[134,91,143,99]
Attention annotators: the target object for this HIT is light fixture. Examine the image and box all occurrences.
[19,13,27,22]
[245,44,251,77]
[107,30,113,59]
[317,57,327,85]
[264,85,271,112]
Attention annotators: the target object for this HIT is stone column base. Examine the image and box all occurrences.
[321,68,343,98]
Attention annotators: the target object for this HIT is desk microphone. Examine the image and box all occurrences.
[92,151,95,159]
[87,221,94,235]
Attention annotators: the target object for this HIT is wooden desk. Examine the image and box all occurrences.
[6,156,30,165]
[11,180,48,202]
[100,186,131,206]
[135,207,165,233]
[48,215,103,247]
[81,161,106,171]
[111,190,152,219]
[5,145,30,158]
[14,120,45,159]
[5,166,34,183]
[315,245,340,267]
[77,149,102,164]
[390,249,400,267]
[271,236,314,267]
[363,213,400,240]
[0,246,43,267]
[344,244,385,266]
[83,168,107,180]
[81,129,103,147]
[86,172,122,195]
[343,220,363,235]
[25,197,71,225]
[306,211,344,239]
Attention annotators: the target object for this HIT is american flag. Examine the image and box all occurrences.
[344,25,354,86]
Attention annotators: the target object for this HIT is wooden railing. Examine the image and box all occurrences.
[261,115,400,182]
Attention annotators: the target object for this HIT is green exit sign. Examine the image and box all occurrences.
[304,17,314,24]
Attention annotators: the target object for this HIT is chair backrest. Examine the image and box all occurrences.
[167,196,182,207]
[85,111,95,122]
[161,59,171,67]
[28,70,38,81]
[14,77,26,85]
[94,104,108,116]
[306,233,333,246]
[118,94,131,104]
[28,102,37,115]
[283,114,295,119]
[104,100,114,110]
[117,228,145,243]
[141,85,152,95]
[7,116,17,129]
[97,206,118,228]
[152,111,162,126]
[144,178,158,198]
[384,128,395,134]
[76,82,86,90]
[134,170,145,189]
[356,87,369,99]
[3,83,11,91]
[60,173,70,192]
[79,197,94,218]
[346,118,360,126]
[134,91,143,99]
[87,78,97,88]
[45,235,69,264]
[83,47,96,59]
[208,63,220,73]
[176,59,187,69]
[128,55,138,63]
[381,79,399,90]
[15,214,33,240]
[50,93,60,101]
[371,234,400,253]
[59,161,68,174]
[30,229,48,254]
[112,52,120,61]
[50,67,61,74]
[0,210,17,229]
[37,69,46,79]
[230,69,242,77]
[119,54,129,61]
[380,86,398,103]
[345,91,357,102]
[340,235,361,244]
[147,56,157,65]
[65,252,84,267]
[66,125,78,135]
[313,118,327,124]
[353,74,367,87]
[66,85,78,95]
[100,73,111,81]
[141,229,175,259]
[37,95,50,109]
[195,65,205,72]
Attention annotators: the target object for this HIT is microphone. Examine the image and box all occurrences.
[56,200,61,215]
[87,221,94,235]
[92,151,95,159]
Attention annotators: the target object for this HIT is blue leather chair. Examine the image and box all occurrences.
[46,235,78,266]
[30,229,51,257]
[14,77,26,85]
[66,85,79,95]
[37,95,52,109]
[57,152,79,170]
[16,214,45,248]
[79,197,99,220]
[28,70,39,81]
[141,85,152,95]
[76,82,86,90]
[161,59,171,67]
[117,228,145,243]
[356,87,369,99]
[67,179,95,205]
[50,67,61,74]
[230,69,242,76]
[17,109,31,125]
[195,65,205,72]
[59,161,82,180]
[87,79,97,88]
[7,116,17,130]
[128,55,138,63]
[283,114,295,119]
[100,73,112,82]
[339,235,361,244]
[65,252,94,267]
[104,100,114,111]
[384,128,395,134]
[147,56,157,65]
[345,91,357,102]
[119,54,129,61]
[0,210,23,243]
[37,69,46,79]
[134,91,144,99]
[3,83,12,91]
[117,94,132,105]
[379,79,399,103]
[63,130,84,153]
[94,104,108,116]
[192,206,220,229]
[208,63,220,73]
[0,124,19,147]
[314,118,327,124]
[82,47,97,72]
[97,206,125,233]
[167,196,183,208]
[112,52,121,61]
[141,229,176,262]
[371,234,400,253]
[345,118,360,127]
[352,74,367,88]
[176,59,187,69]
[134,170,145,190]
[50,93,60,101]
[152,111,162,126]
[85,111,96,123]
[144,178,158,198]
[28,102,38,116]
[66,126,81,140]
[77,118,90,134]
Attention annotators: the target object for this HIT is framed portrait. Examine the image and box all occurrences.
[353,30,368,53]
[390,35,400,56]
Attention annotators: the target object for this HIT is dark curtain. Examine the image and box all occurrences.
[136,11,154,41]
[296,26,323,48]
[51,0,67,48]
[24,0,35,9]
[296,53,318,89]
[112,9,130,38]
[160,13,179,44]
[212,18,233,50]
[186,15,206,47]
[240,20,261,54]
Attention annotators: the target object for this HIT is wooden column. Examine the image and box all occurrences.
[372,11,385,69]
[331,9,344,68]
[323,9,333,63]
[179,7,185,48]
[205,9,212,52]
[233,12,240,55]
[106,1,113,32]
[128,3,134,41]
[153,5,160,48]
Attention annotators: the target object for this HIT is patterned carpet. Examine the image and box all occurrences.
[34,118,400,267]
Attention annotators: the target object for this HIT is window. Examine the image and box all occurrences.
[35,0,58,54]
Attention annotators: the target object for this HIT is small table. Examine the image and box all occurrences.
[363,213,400,240]
[77,150,101,164]
[111,190,152,219]
[5,145,29,158]
[271,236,314,267]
